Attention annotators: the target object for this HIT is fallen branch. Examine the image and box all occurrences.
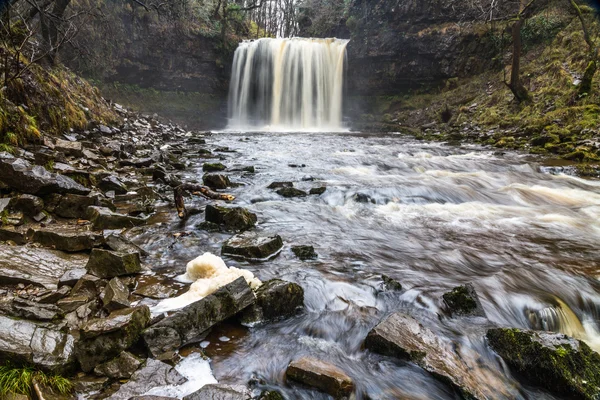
[174,184,235,219]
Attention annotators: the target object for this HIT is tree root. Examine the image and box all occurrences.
[174,184,235,219]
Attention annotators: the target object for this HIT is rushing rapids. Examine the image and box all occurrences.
[135,132,600,399]
[227,38,349,131]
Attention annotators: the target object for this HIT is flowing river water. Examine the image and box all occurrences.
[131,131,600,399]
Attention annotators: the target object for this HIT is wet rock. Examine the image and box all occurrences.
[86,206,146,230]
[142,277,255,357]
[108,358,186,400]
[0,157,90,195]
[93,351,142,379]
[381,275,402,291]
[309,187,327,195]
[183,384,250,400]
[133,283,177,300]
[76,306,151,372]
[487,328,600,400]
[98,176,128,195]
[267,182,293,189]
[0,315,76,373]
[286,357,354,399]
[119,157,154,168]
[222,233,283,260]
[0,197,11,213]
[105,233,148,256]
[71,274,103,300]
[0,297,63,321]
[57,296,90,313]
[196,221,221,232]
[10,194,44,217]
[242,166,255,173]
[55,139,84,158]
[257,391,284,400]
[54,194,98,219]
[30,226,104,252]
[442,283,485,317]
[203,174,231,189]
[242,279,304,323]
[276,187,307,198]
[203,162,226,172]
[72,375,110,394]
[205,205,257,232]
[365,312,486,399]
[0,227,28,244]
[0,244,88,289]
[4,211,24,226]
[37,285,71,304]
[291,245,317,260]
[86,249,142,279]
[353,193,375,204]
[102,277,130,311]
[59,268,87,287]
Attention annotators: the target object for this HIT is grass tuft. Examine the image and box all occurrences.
[0,364,73,396]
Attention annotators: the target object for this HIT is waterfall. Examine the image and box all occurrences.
[227,38,349,131]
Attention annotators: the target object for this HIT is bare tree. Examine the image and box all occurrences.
[569,0,598,97]
[505,0,535,103]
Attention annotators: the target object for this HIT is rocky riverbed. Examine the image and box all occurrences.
[0,106,599,400]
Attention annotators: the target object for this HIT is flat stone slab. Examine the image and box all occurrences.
[0,244,88,289]
[221,233,283,260]
[30,226,105,252]
[286,357,354,399]
[183,384,250,400]
[365,312,493,399]
[0,315,76,373]
[87,206,146,230]
[143,277,255,357]
[108,359,186,400]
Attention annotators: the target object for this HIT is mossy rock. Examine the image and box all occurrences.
[202,163,226,172]
[487,328,600,399]
[291,245,317,260]
[442,283,485,317]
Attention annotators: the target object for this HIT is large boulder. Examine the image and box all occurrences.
[183,384,250,400]
[222,233,283,260]
[76,306,151,372]
[487,328,600,400]
[142,277,255,357]
[30,226,105,252]
[0,315,76,373]
[205,205,257,232]
[0,157,90,195]
[0,244,88,289]
[242,279,304,323]
[365,312,490,399]
[86,248,142,278]
[86,206,146,230]
[286,357,354,399]
[93,351,142,379]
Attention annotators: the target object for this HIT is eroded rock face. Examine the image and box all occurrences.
[0,244,88,289]
[0,298,63,321]
[142,277,255,357]
[76,306,151,372]
[286,357,354,399]
[365,312,490,399]
[0,157,90,195]
[0,315,76,373]
[183,384,250,400]
[205,205,257,232]
[86,249,142,279]
[222,233,283,260]
[487,328,600,400]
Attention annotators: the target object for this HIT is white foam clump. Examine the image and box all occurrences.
[143,352,217,399]
[152,253,261,314]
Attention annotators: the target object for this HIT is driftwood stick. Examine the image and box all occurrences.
[174,184,235,219]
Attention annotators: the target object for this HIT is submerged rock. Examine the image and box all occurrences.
[203,174,231,189]
[94,351,142,379]
[76,306,151,372]
[86,249,141,278]
[30,226,105,252]
[365,312,489,399]
[267,181,293,189]
[276,187,307,198]
[381,275,402,291]
[0,315,76,373]
[0,244,88,289]
[142,277,255,357]
[222,233,283,260]
[183,384,250,400]
[291,245,317,260]
[487,328,600,399]
[286,357,354,399]
[309,187,327,195]
[86,206,146,230]
[205,205,257,232]
[442,283,485,317]
[0,157,90,195]
[242,279,304,323]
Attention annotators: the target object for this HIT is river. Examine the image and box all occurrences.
[132,131,600,399]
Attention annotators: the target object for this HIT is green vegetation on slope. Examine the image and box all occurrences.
[0,364,73,397]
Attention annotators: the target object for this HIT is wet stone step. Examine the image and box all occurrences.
[221,233,283,261]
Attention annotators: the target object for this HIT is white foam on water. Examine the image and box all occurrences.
[332,166,378,176]
[142,352,217,399]
[151,253,261,314]
[502,184,600,207]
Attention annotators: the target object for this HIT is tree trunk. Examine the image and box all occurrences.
[507,10,531,103]
[569,0,598,97]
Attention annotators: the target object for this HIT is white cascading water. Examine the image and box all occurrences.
[227,37,349,131]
